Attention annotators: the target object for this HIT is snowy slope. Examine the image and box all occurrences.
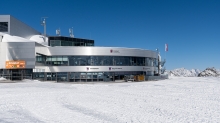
[0,77,220,123]
[198,67,220,77]
[167,68,200,77]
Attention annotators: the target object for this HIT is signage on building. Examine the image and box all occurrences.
[143,67,150,70]
[86,67,99,71]
[5,60,25,69]
[110,49,120,53]
[109,67,122,70]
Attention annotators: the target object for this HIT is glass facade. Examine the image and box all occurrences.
[0,22,8,32]
[34,53,157,82]
[33,72,44,81]
[36,53,158,67]
[48,36,94,47]
[35,50,158,82]
[0,69,32,80]
[33,71,145,82]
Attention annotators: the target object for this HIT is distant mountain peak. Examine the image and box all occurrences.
[166,67,220,77]
[198,67,220,77]
[166,68,200,77]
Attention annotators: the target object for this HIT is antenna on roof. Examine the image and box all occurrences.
[41,17,48,42]
[69,27,74,38]
[56,28,61,36]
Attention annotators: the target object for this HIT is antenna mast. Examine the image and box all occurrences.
[69,27,74,37]
[56,28,61,36]
[41,17,48,41]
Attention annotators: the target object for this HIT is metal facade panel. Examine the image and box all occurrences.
[35,44,49,55]
[39,47,158,58]
[9,16,41,39]
[0,42,35,69]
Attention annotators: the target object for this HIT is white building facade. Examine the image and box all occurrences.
[0,15,162,82]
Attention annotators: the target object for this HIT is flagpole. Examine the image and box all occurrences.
[165,50,166,61]
[165,44,167,61]
[165,43,168,65]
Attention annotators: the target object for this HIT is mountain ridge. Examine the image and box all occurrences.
[165,67,220,77]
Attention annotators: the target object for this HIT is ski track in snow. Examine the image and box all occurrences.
[0,77,220,123]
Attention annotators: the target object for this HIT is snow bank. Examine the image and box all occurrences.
[0,77,7,81]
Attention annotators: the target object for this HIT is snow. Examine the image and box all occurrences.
[0,77,220,122]
[0,32,48,46]
[2,34,31,42]
[29,35,48,45]
[0,77,7,81]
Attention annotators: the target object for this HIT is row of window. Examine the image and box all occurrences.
[36,54,158,66]
[33,71,145,82]
[50,40,94,47]
[49,36,94,43]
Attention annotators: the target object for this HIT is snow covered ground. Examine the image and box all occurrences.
[0,77,220,123]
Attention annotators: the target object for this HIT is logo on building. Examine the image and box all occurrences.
[109,67,111,70]
[87,67,89,71]
[110,49,120,53]
[143,67,150,70]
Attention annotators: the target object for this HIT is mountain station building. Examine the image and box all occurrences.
[0,15,166,82]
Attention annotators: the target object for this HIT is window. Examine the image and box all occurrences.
[57,72,68,82]
[49,37,94,47]
[0,22,8,32]
[61,41,73,46]
[36,54,46,65]
[113,56,130,66]
[50,40,61,46]
[37,55,150,67]
[46,56,52,65]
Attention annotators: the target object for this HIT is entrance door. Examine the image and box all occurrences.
[103,72,114,82]
[11,69,22,80]
[114,72,125,82]
[51,73,57,81]
[47,73,52,81]
[47,73,57,81]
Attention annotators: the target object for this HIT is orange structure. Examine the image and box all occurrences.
[5,60,26,69]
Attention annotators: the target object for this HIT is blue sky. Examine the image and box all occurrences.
[1,0,220,70]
